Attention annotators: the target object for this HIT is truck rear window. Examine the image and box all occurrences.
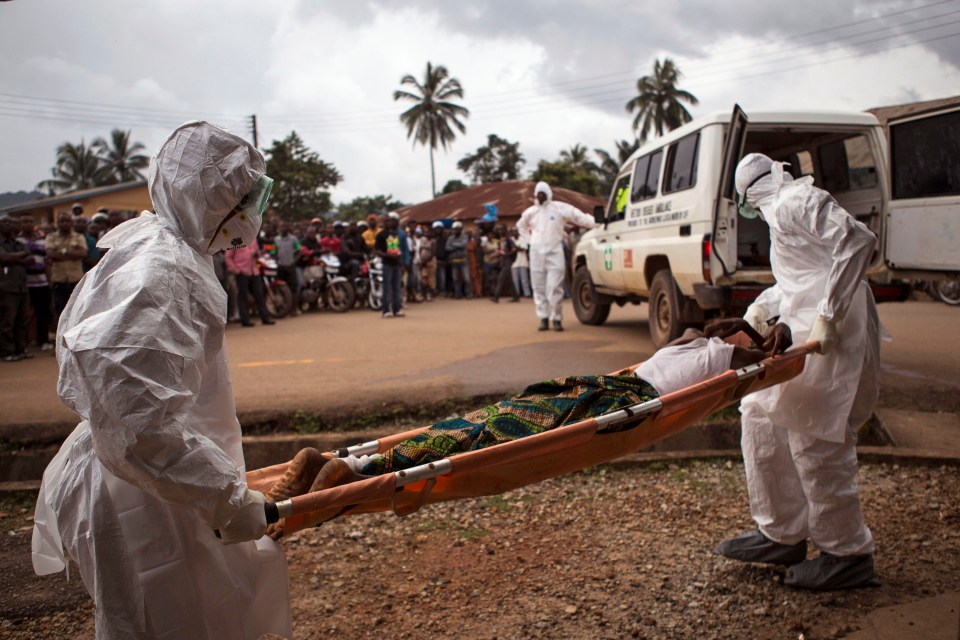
[891,109,960,199]
[663,133,699,194]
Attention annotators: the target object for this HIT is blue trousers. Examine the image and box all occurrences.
[382,262,403,314]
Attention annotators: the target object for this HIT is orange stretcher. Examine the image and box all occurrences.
[248,342,817,536]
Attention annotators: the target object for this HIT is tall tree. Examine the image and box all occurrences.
[456,134,525,184]
[530,159,601,197]
[594,138,641,195]
[37,140,112,195]
[559,143,597,173]
[264,132,342,220]
[337,194,407,222]
[625,58,699,142]
[394,61,470,198]
[440,179,468,194]
[94,128,149,183]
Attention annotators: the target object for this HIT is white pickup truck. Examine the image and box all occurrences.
[571,104,960,346]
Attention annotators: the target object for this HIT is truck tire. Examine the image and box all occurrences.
[572,268,611,325]
[933,279,960,306]
[648,270,684,348]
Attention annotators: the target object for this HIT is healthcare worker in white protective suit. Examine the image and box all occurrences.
[714,153,881,591]
[31,122,293,639]
[517,181,596,331]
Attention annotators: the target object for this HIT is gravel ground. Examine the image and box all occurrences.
[2,459,958,640]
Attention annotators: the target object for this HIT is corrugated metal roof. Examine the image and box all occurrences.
[0,180,147,214]
[397,180,605,225]
[867,94,960,127]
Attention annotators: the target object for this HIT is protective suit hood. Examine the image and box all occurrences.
[534,181,553,203]
[149,121,266,253]
[735,153,812,214]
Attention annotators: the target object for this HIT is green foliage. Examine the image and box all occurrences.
[456,134,525,184]
[94,129,149,183]
[625,57,699,143]
[37,139,114,195]
[291,409,322,434]
[394,61,470,196]
[530,158,601,197]
[594,139,640,196]
[264,132,342,221]
[458,528,488,540]
[38,128,151,195]
[337,194,407,221]
[441,179,468,194]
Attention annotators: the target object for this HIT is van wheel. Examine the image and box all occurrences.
[648,270,683,348]
[572,268,611,325]
[933,279,960,305]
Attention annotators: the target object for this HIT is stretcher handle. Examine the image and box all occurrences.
[213,502,281,538]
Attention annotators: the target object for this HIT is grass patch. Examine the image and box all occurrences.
[415,518,452,533]
[458,528,488,540]
[291,410,323,434]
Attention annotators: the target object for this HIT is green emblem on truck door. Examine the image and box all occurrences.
[604,244,613,271]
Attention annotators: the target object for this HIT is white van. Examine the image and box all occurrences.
[571,104,960,346]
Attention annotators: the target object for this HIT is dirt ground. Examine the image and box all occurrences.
[1,457,958,640]
[1,299,958,639]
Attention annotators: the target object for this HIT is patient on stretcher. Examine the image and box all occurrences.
[263,319,783,539]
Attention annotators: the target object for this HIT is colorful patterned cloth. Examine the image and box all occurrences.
[361,375,658,475]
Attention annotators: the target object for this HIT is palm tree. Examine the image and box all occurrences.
[594,139,641,194]
[94,128,149,183]
[394,62,470,197]
[625,58,699,143]
[37,140,112,195]
[560,143,597,172]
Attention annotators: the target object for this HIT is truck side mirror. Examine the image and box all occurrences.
[592,205,605,225]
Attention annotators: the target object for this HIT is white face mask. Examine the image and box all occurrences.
[207,175,273,254]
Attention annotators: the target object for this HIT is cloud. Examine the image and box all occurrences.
[1,0,959,208]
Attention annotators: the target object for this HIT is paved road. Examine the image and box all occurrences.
[2,298,958,428]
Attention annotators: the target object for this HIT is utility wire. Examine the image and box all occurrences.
[1,1,957,131]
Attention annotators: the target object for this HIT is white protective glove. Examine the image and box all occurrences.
[219,489,267,545]
[743,303,768,336]
[807,316,840,355]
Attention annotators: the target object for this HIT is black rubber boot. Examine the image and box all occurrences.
[538,319,549,331]
[713,529,808,566]
[552,320,564,332]
[784,553,879,591]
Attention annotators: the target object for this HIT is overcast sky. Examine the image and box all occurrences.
[2,0,959,207]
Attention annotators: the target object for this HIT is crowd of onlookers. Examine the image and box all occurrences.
[0,203,129,362]
[2,206,581,359]
[215,212,544,323]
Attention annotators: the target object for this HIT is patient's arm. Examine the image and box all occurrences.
[730,346,767,369]
[703,318,765,347]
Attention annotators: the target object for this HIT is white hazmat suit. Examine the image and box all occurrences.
[725,153,880,588]
[31,122,292,639]
[517,182,596,326]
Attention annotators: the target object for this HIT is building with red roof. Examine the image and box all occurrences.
[396,180,605,228]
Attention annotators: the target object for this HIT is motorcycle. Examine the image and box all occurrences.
[363,256,384,311]
[299,249,356,313]
[257,254,294,319]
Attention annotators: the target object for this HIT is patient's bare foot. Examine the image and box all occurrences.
[308,458,367,492]
[265,448,328,502]
[265,448,328,540]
